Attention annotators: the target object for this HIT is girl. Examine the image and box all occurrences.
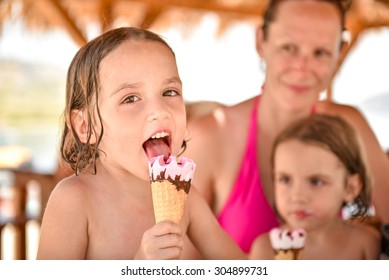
[36,27,245,260]
[250,114,381,259]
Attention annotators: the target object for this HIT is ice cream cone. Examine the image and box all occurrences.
[148,155,195,224]
[270,228,306,260]
[274,248,304,260]
[151,179,188,224]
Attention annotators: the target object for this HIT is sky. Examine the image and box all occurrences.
[0,16,389,172]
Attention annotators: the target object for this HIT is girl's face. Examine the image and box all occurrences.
[96,40,186,180]
[258,0,343,112]
[273,139,352,231]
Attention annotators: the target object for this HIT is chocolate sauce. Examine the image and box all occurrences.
[150,170,191,193]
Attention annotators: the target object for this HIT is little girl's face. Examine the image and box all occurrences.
[95,39,186,179]
[273,139,351,231]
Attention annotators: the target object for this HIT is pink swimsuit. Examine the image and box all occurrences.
[217,95,279,253]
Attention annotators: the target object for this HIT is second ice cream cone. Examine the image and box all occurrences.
[274,248,304,260]
[270,228,306,260]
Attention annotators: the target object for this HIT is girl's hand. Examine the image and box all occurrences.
[134,221,184,260]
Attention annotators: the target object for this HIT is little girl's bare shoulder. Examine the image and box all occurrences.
[46,172,96,211]
[347,220,381,259]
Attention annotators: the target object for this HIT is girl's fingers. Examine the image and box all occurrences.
[153,221,183,236]
[157,246,184,260]
[157,232,185,249]
[140,221,184,259]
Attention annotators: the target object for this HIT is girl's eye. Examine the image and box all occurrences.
[122,95,139,104]
[163,89,179,97]
[277,174,292,186]
[310,177,324,187]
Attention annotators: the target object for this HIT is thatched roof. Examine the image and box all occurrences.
[1,0,389,45]
[1,0,267,46]
[1,0,389,98]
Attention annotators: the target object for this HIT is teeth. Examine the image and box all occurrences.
[151,131,169,139]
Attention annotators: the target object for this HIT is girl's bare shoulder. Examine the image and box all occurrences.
[347,220,381,240]
[47,172,96,209]
[346,220,381,259]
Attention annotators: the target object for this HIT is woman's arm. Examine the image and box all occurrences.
[186,188,246,260]
[249,233,275,260]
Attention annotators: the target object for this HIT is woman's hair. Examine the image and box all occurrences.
[261,0,351,40]
[271,114,371,218]
[60,27,185,175]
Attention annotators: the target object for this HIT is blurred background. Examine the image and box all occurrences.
[1,0,389,173]
[0,0,388,259]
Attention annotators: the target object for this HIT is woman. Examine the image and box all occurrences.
[184,0,389,255]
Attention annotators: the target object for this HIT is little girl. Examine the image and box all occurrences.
[250,114,381,259]
[36,27,245,260]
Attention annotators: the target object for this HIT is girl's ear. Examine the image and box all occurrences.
[344,173,362,203]
[70,109,96,144]
[255,26,265,57]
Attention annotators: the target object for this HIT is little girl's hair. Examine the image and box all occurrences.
[60,27,185,175]
[271,114,371,218]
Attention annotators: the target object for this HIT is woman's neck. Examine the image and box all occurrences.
[259,90,314,137]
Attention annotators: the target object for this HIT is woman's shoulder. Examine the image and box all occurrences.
[316,100,363,119]
[316,100,373,134]
[187,97,254,142]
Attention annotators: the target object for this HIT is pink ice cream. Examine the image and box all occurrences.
[148,155,196,223]
[148,155,195,186]
[269,228,306,260]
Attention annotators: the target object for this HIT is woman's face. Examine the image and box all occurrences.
[96,39,186,180]
[259,0,344,111]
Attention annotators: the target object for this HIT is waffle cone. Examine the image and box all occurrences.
[151,180,188,224]
[274,248,304,260]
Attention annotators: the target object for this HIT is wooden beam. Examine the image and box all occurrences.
[48,0,87,45]
[375,0,389,6]
[140,6,162,29]
[128,0,267,17]
[100,0,114,32]
[30,0,88,46]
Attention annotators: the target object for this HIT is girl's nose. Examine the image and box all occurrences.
[147,101,170,122]
[291,184,308,203]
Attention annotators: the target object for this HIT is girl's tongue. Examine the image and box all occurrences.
[143,138,171,161]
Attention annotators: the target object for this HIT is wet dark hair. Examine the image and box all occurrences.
[262,0,352,40]
[60,27,186,175]
[271,114,371,218]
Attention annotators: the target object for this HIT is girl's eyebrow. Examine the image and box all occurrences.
[165,76,182,85]
[110,77,182,97]
[306,173,332,181]
[110,82,141,97]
